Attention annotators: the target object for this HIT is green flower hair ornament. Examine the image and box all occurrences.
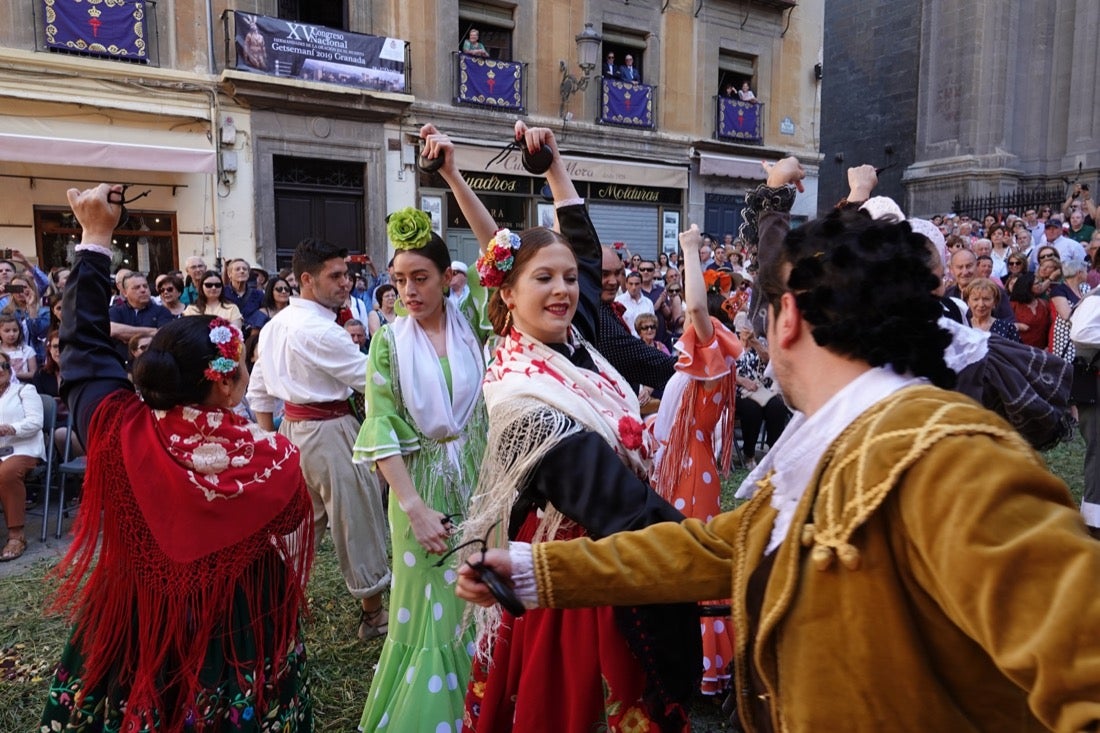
[387,208,433,251]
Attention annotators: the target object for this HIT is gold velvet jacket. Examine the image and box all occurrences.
[533,386,1100,732]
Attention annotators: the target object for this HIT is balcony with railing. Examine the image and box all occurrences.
[715,97,764,144]
[452,52,527,113]
[598,77,655,130]
[33,0,160,66]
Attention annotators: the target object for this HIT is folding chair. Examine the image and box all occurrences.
[23,393,57,542]
[54,412,86,539]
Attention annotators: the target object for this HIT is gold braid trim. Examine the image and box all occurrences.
[805,393,1036,572]
[532,543,556,609]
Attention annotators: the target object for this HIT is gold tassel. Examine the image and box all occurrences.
[811,544,834,571]
[837,543,861,571]
[801,524,816,547]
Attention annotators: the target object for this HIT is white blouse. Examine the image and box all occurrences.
[0,379,45,461]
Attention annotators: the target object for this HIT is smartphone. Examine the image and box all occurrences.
[347,254,369,265]
[0,249,11,260]
[2,284,24,294]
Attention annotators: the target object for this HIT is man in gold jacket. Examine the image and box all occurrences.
[458,160,1100,732]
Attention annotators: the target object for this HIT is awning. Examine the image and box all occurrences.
[698,152,767,180]
[451,142,689,189]
[0,115,216,174]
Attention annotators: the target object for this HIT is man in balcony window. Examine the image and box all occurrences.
[619,54,641,83]
[603,52,619,79]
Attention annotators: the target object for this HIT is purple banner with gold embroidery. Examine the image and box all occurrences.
[42,0,148,60]
[456,54,523,110]
[600,78,654,129]
[717,98,763,143]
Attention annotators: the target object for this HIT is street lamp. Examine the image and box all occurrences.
[559,23,603,117]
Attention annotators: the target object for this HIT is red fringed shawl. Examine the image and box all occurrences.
[50,390,314,733]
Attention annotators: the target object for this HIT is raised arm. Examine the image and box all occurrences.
[678,224,714,343]
[420,124,497,252]
[60,184,134,445]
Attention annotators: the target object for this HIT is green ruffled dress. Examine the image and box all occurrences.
[353,284,491,733]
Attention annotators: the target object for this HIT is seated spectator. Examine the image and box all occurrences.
[1002,253,1028,295]
[733,312,787,470]
[965,277,1020,341]
[108,272,173,367]
[634,313,669,355]
[0,314,36,382]
[1008,272,1051,350]
[183,271,244,329]
[32,330,82,460]
[462,28,490,57]
[154,273,186,318]
[223,258,264,331]
[737,81,758,103]
[255,275,292,325]
[0,350,43,562]
[3,275,50,363]
[345,318,369,354]
[367,284,397,337]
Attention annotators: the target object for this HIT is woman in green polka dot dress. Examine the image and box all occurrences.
[352,126,499,733]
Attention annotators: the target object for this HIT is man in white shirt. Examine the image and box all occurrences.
[1031,218,1087,269]
[614,271,655,336]
[248,238,391,641]
[448,260,470,310]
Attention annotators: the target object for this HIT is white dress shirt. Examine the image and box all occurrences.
[614,291,655,336]
[247,297,368,413]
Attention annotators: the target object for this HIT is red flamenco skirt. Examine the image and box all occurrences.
[463,514,682,733]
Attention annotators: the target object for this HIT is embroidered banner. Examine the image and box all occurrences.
[42,0,148,60]
[600,79,654,129]
[232,12,407,93]
[456,55,523,110]
[717,98,763,143]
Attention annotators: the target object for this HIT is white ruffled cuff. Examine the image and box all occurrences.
[75,243,113,257]
[508,541,539,607]
[554,197,585,209]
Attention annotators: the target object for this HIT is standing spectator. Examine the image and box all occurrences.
[107,272,173,364]
[448,260,470,309]
[3,275,50,362]
[615,271,654,336]
[257,275,292,323]
[343,318,368,353]
[367,284,397,337]
[619,54,641,83]
[1033,218,1086,268]
[461,28,489,57]
[602,51,618,78]
[153,273,186,318]
[183,271,243,329]
[637,259,669,344]
[223,258,264,330]
[988,224,1011,278]
[1009,272,1051,350]
[1023,207,1044,247]
[180,255,206,305]
[1068,209,1095,244]
[965,278,1020,341]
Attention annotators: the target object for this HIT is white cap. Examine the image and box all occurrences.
[451,261,468,274]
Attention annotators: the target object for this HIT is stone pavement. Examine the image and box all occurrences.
[0,499,76,579]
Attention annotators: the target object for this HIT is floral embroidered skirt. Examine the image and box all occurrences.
[39,625,312,732]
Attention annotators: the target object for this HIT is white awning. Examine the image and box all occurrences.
[0,115,216,174]
[697,152,767,180]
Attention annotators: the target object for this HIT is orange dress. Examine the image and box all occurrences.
[658,320,741,695]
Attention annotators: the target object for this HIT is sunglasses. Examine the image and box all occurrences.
[203,282,223,289]
[157,285,176,294]
[667,288,681,294]
[638,325,657,331]
[274,286,290,293]
[1008,261,1024,267]
[639,267,655,272]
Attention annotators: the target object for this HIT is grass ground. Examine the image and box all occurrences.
[0,433,1087,732]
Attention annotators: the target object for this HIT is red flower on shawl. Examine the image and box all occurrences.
[618,415,644,451]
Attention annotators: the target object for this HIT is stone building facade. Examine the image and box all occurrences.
[0,0,823,275]
[821,1,1099,217]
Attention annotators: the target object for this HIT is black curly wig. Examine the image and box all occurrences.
[757,208,956,389]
